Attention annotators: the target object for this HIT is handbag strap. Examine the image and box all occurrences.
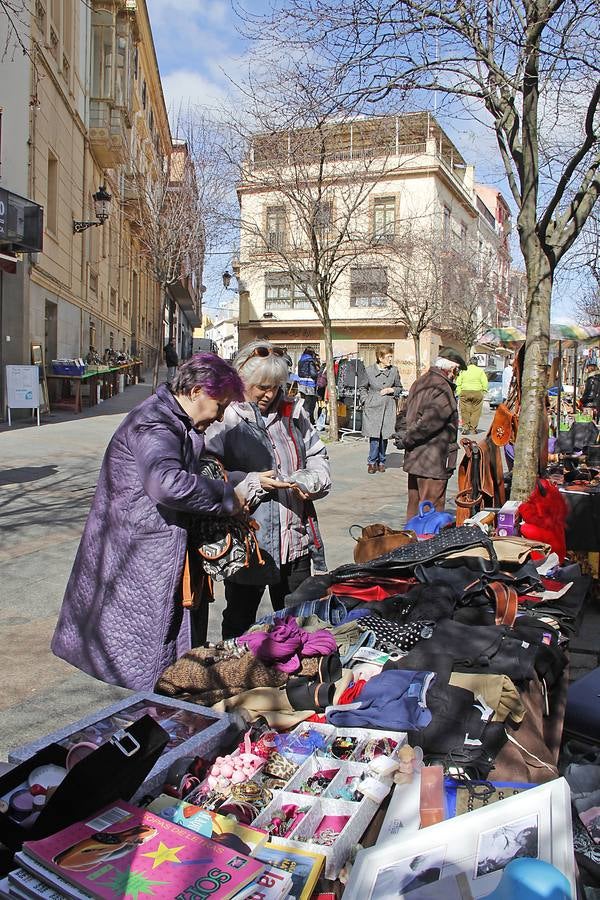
[182,549,213,610]
[418,501,435,516]
[349,524,365,542]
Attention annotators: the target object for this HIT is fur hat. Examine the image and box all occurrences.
[437,347,467,371]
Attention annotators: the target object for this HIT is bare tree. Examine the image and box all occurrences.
[384,226,497,372]
[1,0,31,61]
[383,227,446,376]
[125,142,204,391]
[440,247,497,355]
[232,114,399,439]
[250,0,600,498]
[572,215,600,323]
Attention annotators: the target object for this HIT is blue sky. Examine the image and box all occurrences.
[146,0,576,319]
[147,0,272,315]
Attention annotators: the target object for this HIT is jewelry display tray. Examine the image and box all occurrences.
[249,724,407,879]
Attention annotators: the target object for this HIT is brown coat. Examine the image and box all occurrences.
[403,367,459,479]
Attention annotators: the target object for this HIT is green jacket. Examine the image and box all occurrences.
[456,364,488,395]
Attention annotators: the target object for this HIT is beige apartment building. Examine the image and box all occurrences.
[0,0,200,402]
[237,113,512,383]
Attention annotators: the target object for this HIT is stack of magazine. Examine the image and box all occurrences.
[1,797,326,900]
[2,800,293,900]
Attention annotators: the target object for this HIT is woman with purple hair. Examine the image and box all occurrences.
[52,354,247,691]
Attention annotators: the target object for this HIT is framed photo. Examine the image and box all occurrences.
[371,846,447,897]
[344,778,574,899]
[474,813,539,878]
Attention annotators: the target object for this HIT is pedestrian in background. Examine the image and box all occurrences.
[360,344,403,474]
[297,346,320,423]
[205,340,331,639]
[579,363,600,421]
[51,354,247,691]
[456,355,488,434]
[164,339,179,383]
[403,347,466,517]
[502,357,514,402]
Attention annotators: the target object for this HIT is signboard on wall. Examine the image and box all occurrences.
[6,365,40,408]
[0,188,43,252]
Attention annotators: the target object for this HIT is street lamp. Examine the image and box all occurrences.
[222,270,233,290]
[73,184,112,233]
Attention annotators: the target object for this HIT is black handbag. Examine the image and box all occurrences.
[192,457,264,581]
[557,421,599,453]
[0,716,169,852]
[332,526,495,580]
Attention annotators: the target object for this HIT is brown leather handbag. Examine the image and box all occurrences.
[455,436,506,526]
[491,351,521,446]
[350,523,417,563]
[490,402,519,446]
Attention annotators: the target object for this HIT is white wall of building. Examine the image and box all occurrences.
[0,17,30,196]
[239,148,502,327]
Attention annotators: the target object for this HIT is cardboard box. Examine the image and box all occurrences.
[497,500,521,536]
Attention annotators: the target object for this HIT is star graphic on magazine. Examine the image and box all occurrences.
[98,869,168,899]
[142,841,186,868]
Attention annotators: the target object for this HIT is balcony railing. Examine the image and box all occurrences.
[251,141,428,169]
[89,100,129,167]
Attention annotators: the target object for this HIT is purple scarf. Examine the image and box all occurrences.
[240,616,337,673]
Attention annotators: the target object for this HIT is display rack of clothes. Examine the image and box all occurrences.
[336,355,368,441]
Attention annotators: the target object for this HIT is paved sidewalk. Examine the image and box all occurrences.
[0,386,596,761]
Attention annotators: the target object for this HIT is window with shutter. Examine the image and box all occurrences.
[350,267,388,307]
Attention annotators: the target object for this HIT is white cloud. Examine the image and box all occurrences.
[161,69,231,112]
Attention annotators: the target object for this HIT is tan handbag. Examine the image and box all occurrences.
[350,523,417,563]
[492,536,552,565]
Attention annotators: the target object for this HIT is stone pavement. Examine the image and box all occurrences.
[0,383,598,761]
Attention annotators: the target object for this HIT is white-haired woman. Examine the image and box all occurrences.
[402,347,467,520]
[204,340,331,638]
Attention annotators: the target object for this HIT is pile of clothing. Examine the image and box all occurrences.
[156,527,590,783]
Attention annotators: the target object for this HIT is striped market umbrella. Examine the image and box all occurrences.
[482,321,600,347]
[550,320,600,344]
[480,326,526,345]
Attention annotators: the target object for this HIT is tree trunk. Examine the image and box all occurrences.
[152,288,168,393]
[322,317,338,441]
[510,246,552,500]
[412,332,422,378]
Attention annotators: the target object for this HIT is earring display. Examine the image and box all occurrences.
[356,737,398,763]
[265,803,310,837]
[312,814,351,846]
[297,767,340,796]
[330,736,358,760]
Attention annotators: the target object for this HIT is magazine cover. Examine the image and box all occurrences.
[22,800,264,900]
[14,853,93,900]
[233,867,293,900]
[147,795,268,856]
[9,866,79,900]
[253,840,324,900]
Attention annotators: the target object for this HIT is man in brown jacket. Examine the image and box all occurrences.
[403,347,467,519]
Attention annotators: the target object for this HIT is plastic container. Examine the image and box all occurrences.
[51,362,86,376]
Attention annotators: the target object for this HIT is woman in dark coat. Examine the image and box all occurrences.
[359,344,403,473]
[51,354,247,691]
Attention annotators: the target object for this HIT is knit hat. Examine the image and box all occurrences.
[437,346,467,370]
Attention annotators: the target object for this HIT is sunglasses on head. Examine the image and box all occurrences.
[240,345,285,369]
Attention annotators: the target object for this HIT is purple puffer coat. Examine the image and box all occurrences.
[51,384,236,690]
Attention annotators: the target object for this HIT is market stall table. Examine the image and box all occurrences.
[46,371,103,414]
[47,365,139,413]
